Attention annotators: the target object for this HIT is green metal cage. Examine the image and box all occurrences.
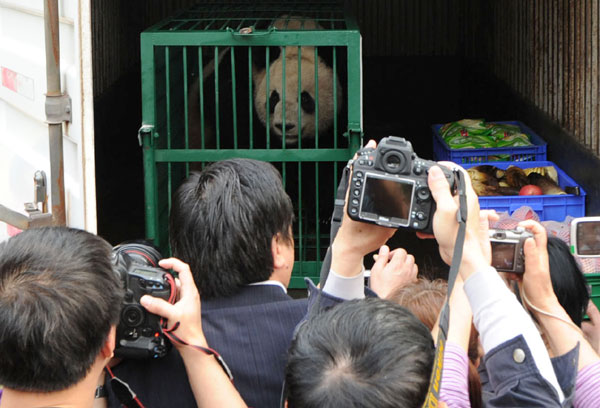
[139,1,363,288]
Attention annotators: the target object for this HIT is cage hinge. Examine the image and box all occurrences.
[344,128,363,150]
[138,125,155,146]
[45,93,72,124]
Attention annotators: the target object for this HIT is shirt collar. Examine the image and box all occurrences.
[247,280,288,294]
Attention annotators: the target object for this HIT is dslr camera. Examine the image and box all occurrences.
[112,242,173,359]
[348,136,457,233]
[489,228,533,273]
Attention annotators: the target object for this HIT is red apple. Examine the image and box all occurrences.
[519,185,543,196]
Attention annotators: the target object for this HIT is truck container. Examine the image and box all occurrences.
[2,0,599,281]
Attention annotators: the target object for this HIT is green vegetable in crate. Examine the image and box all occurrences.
[440,119,533,150]
[467,165,566,196]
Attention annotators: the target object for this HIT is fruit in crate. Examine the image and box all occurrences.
[467,165,566,197]
[519,185,543,196]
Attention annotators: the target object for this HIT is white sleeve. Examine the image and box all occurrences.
[321,268,365,300]
[463,266,564,402]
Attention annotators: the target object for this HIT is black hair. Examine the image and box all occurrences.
[285,298,435,408]
[547,237,589,327]
[0,227,123,392]
[169,158,294,299]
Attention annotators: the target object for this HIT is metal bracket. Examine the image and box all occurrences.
[0,170,53,231]
[24,203,53,228]
[45,93,72,124]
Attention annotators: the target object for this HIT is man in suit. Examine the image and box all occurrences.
[107,159,307,408]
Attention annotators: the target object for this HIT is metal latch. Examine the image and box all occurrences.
[0,171,53,230]
[45,93,72,124]
[138,125,155,146]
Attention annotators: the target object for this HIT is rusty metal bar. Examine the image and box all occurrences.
[44,0,67,226]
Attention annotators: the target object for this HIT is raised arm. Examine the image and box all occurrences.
[426,164,564,404]
[514,220,600,408]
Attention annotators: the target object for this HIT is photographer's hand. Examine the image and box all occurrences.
[421,164,488,280]
[141,258,247,408]
[369,245,418,298]
[516,220,600,371]
[582,301,600,354]
[141,258,206,348]
[331,140,396,278]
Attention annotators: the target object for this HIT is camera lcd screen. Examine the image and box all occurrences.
[360,175,414,225]
[576,221,600,256]
[490,242,516,271]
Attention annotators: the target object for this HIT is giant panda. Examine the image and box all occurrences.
[253,16,344,148]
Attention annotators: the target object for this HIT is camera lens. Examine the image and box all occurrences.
[122,305,145,327]
[381,151,406,174]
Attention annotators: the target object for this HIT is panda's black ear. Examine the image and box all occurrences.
[252,46,281,71]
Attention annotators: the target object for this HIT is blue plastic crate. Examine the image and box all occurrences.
[462,161,586,221]
[432,120,547,164]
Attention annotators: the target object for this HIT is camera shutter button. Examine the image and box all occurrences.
[417,187,431,201]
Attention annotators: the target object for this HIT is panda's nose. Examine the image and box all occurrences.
[275,123,295,132]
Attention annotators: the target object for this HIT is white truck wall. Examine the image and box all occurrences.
[0,0,95,241]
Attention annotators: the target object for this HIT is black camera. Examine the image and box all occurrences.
[112,242,173,359]
[489,228,533,273]
[347,136,457,232]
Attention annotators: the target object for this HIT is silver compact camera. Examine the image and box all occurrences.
[570,216,600,257]
[489,227,533,273]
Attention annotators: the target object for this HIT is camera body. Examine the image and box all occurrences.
[489,228,533,273]
[348,136,457,233]
[112,243,172,359]
[570,216,600,257]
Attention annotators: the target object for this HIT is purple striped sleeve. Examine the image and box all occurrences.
[575,360,600,408]
[440,341,471,408]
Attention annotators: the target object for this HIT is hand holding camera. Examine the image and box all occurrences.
[112,243,175,359]
[140,258,208,350]
[347,136,457,233]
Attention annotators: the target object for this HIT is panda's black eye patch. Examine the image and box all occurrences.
[301,91,315,114]
[269,90,280,114]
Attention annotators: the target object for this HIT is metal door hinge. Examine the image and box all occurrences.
[45,93,72,124]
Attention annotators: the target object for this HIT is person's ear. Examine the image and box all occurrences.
[272,233,287,270]
[101,325,117,359]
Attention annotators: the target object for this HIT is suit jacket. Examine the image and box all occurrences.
[106,284,308,408]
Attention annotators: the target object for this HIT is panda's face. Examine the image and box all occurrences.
[254,48,342,146]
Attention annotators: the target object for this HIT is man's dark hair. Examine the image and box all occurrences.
[0,227,123,392]
[169,158,294,299]
[285,298,435,408]
[547,237,589,326]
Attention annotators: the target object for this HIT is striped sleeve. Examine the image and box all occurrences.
[440,341,471,408]
[574,360,600,408]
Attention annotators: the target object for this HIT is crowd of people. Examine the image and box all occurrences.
[1,142,600,408]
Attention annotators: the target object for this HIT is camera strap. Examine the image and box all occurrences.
[421,169,468,408]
